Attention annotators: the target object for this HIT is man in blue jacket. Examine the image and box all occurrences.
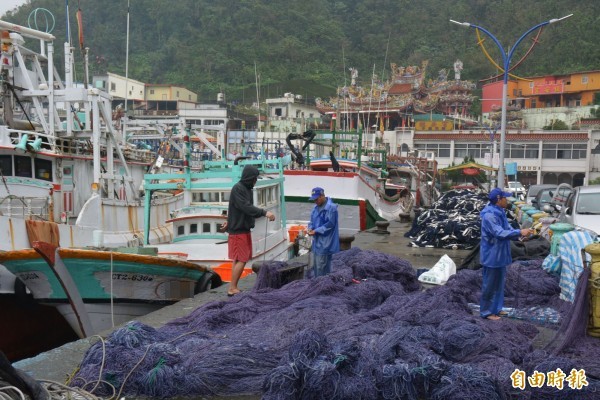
[480,188,533,320]
[307,187,340,277]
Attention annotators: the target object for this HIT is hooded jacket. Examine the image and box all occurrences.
[479,202,521,268]
[226,165,267,234]
[309,197,340,255]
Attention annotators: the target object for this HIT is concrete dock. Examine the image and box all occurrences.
[13,219,471,385]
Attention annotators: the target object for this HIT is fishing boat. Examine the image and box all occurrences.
[143,151,292,282]
[0,20,187,293]
[0,19,185,248]
[0,241,216,338]
[283,129,418,233]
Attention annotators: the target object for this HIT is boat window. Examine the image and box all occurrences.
[216,223,224,232]
[177,225,185,236]
[195,192,219,202]
[203,223,211,233]
[34,158,52,181]
[14,156,32,178]
[190,224,198,234]
[222,191,230,201]
[256,188,266,207]
[0,155,12,176]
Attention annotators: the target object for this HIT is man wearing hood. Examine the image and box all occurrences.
[307,187,340,277]
[222,165,275,296]
[480,188,533,320]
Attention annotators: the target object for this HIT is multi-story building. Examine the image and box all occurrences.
[381,127,600,187]
[482,70,600,129]
[92,72,145,108]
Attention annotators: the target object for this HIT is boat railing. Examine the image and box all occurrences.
[0,195,49,220]
[5,128,154,163]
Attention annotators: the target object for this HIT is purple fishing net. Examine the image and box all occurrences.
[71,248,600,399]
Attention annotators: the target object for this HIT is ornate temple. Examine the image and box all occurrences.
[316,60,477,131]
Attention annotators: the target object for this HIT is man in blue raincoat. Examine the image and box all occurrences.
[307,187,340,277]
[480,188,533,320]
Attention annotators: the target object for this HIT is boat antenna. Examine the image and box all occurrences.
[254,61,260,133]
[375,31,391,138]
[76,0,88,88]
[124,0,130,113]
[65,0,70,43]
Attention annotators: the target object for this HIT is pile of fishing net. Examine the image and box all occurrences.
[404,189,494,249]
[70,248,600,399]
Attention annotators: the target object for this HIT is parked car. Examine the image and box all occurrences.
[531,187,555,211]
[559,185,600,235]
[525,184,556,205]
[504,181,526,199]
[549,183,573,213]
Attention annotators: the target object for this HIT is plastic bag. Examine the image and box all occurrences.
[418,254,457,285]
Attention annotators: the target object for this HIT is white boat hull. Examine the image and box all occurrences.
[284,165,411,233]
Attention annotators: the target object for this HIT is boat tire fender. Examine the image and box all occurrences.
[194,271,223,294]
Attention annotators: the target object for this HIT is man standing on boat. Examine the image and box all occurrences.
[307,187,340,277]
[222,165,275,296]
[480,188,533,320]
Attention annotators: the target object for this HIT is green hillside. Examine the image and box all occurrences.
[2,0,596,103]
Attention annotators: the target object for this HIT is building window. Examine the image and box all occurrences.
[542,143,586,159]
[190,224,198,234]
[110,82,116,91]
[414,143,450,158]
[177,225,185,236]
[202,223,211,233]
[582,76,589,84]
[150,89,155,94]
[524,144,539,159]
[274,108,282,116]
[531,99,537,108]
[508,144,524,158]
[176,91,180,97]
[556,144,571,159]
[572,144,587,159]
[454,143,483,159]
[542,144,557,159]
[0,155,12,176]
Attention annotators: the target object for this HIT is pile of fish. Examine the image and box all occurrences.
[404,189,492,249]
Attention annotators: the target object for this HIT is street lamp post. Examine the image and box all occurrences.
[450,14,572,188]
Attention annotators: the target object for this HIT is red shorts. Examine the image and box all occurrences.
[228,232,253,262]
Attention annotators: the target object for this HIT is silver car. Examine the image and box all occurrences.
[560,185,600,235]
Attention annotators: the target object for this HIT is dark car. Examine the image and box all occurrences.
[531,187,555,210]
[526,184,556,205]
[549,183,573,213]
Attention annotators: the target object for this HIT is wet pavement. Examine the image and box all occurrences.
[13,219,471,387]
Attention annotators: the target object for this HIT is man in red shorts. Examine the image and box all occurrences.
[222,164,275,296]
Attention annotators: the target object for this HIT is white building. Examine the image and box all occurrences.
[265,93,321,136]
[92,72,145,103]
[381,127,600,187]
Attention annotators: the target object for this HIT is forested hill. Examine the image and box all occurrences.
[2,0,598,103]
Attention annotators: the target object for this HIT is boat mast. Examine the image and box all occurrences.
[124,0,130,114]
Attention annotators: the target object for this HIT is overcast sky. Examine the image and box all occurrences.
[0,0,28,18]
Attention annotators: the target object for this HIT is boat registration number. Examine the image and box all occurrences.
[111,273,154,282]
[19,272,41,280]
